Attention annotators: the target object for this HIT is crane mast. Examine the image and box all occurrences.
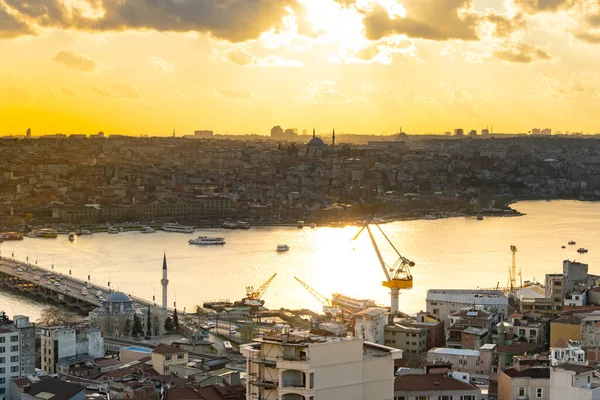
[245,273,277,306]
[294,277,341,316]
[510,245,517,291]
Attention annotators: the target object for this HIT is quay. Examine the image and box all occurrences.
[0,256,164,314]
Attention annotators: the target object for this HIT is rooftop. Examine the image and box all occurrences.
[503,367,550,379]
[153,343,185,355]
[555,363,595,374]
[429,348,480,357]
[395,374,479,392]
[25,377,85,400]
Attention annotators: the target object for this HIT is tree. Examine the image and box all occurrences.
[173,308,179,332]
[146,308,152,337]
[37,307,78,326]
[132,314,143,337]
[122,319,132,338]
[164,317,174,333]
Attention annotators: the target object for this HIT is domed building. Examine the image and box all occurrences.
[89,291,148,338]
[306,128,332,158]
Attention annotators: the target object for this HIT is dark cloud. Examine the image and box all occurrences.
[513,0,576,12]
[0,6,33,38]
[361,1,520,42]
[574,30,600,43]
[1,0,294,42]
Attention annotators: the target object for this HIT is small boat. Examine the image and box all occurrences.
[562,245,566,249]
[423,215,437,220]
[78,230,92,235]
[162,223,194,233]
[68,232,77,241]
[36,229,58,238]
[297,221,304,228]
[189,236,225,245]
[310,223,316,229]
[577,248,588,253]
[569,241,576,245]
[107,227,119,234]
[140,227,155,234]
[476,215,484,221]
[277,244,289,252]
[0,232,23,241]
[26,232,37,238]
[222,221,238,229]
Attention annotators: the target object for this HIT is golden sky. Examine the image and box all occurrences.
[1,0,600,136]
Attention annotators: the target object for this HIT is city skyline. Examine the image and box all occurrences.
[1,0,600,135]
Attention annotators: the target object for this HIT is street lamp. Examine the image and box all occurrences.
[172,289,177,308]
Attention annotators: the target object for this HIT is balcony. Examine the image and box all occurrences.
[277,356,310,370]
[251,358,277,367]
[250,379,278,389]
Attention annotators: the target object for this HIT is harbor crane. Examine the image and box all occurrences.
[244,273,277,306]
[508,245,517,291]
[353,218,415,317]
[294,277,341,316]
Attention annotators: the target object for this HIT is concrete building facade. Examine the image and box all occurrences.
[384,323,427,365]
[498,367,550,400]
[426,289,508,328]
[241,333,401,400]
[40,326,104,374]
[354,308,387,345]
[0,313,35,400]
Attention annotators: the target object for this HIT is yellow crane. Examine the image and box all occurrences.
[294,276,341,316]
[508,245,517,291]
[244,273,277,306]
[353,218,415,317]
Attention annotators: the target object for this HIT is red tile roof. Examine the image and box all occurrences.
[153,343,185,355]
[395,375,479,392]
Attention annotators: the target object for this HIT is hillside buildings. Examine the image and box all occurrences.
[40,326,104,374]
[0,312,35,399]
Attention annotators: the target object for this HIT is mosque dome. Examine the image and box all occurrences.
[308,137,326,146]
[105,292,131,303]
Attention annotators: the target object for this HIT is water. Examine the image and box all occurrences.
[1,200,598,320]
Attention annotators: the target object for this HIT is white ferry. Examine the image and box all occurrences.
[140,227,155,234]
[189,236,225,245]
[162,223,194,233]
[222,221,238,229]
[238,221,251,230]
[277,244,289,252]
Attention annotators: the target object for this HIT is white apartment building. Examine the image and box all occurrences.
[550,339,586,366]
[241,331,402,400]
[40,326,104,374]
[550,364,600,400]
[0,312,35,400]
[354,308,387,345]
[426,289,509,327]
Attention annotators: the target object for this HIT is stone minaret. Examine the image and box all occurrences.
[332,128,335,146]
[161,253,169,309]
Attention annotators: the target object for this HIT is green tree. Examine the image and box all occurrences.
[123,319,132,337]
[164,317,174,333]
[146,308,152,337]
[132,314,143,337]
[173,308,179,332]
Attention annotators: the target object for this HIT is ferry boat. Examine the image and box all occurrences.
[0,232,23,240]
[189,236,225,245]
[140,227,155,234]
[569,241,576,245]
[577,248,588,253]
[277,244,289,252]
[68,232,77,241]
[107,227,119,234]
[222,222,238,229]
[162,223,194,233]
[237,221,251,230]
[36,229,58,238]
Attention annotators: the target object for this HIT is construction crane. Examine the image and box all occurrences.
[294,277,341,316]
[244,273,277,306]
[353,218,415,317]
[508,245,517,291]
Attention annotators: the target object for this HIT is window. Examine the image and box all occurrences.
[10,366,18,373]
[537,388,543,398]
[10,356,18,362]
[310,373,314,389]
[10,336,17,343]
[165,355,172,361]
[0,358,4,363]
[0,337,4,343]
[433,309,439,315]
[0,347,4,353]
[461,396,475,400]
[518,387,526,396]
[0,389,4,395]
[0,368,4,373]
[0,378,4,384]
[418,397,426,400]
[177,354,184,359]
[441,397,452,400]
[10,346,18,352]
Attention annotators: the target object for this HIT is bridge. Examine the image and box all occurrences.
[0,256,166,314]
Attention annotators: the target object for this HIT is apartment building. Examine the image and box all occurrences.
[498,367,550,400]
[0,313,35,400]
[384,323,427,365]
[354,308,387,345]
[549,364,600,400]
[151,344,188,375]
[241,331,401,400]
[426,289,508,327]
[394,373,482,399]
[40,326,104,374]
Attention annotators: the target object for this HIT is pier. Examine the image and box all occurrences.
[0,256,164,314]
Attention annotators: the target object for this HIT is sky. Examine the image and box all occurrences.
[1,0,600,136]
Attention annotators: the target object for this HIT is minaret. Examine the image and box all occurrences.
[332,128,335,146]
[161,253,168,309]
[312,128,315,139]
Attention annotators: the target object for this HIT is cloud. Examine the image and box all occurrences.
[213,87,255,100]
[330,36,416,64]
[53,49,101,71]
[93,83,140,100]
[148,57,175,73]
[1,0,295,43]
[4,85,34,101]
[214,49,303,67]
[61,87,76,96]
[513,0,576,12]
[361,0,521,42]
[493,42,551,63]
[299,80,350,104]
[0,6,32,38]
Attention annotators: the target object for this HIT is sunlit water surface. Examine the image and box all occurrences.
[1,200,598,320]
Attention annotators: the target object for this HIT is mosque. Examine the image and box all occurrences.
[305,128,336,158]
[89,254,171,337]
